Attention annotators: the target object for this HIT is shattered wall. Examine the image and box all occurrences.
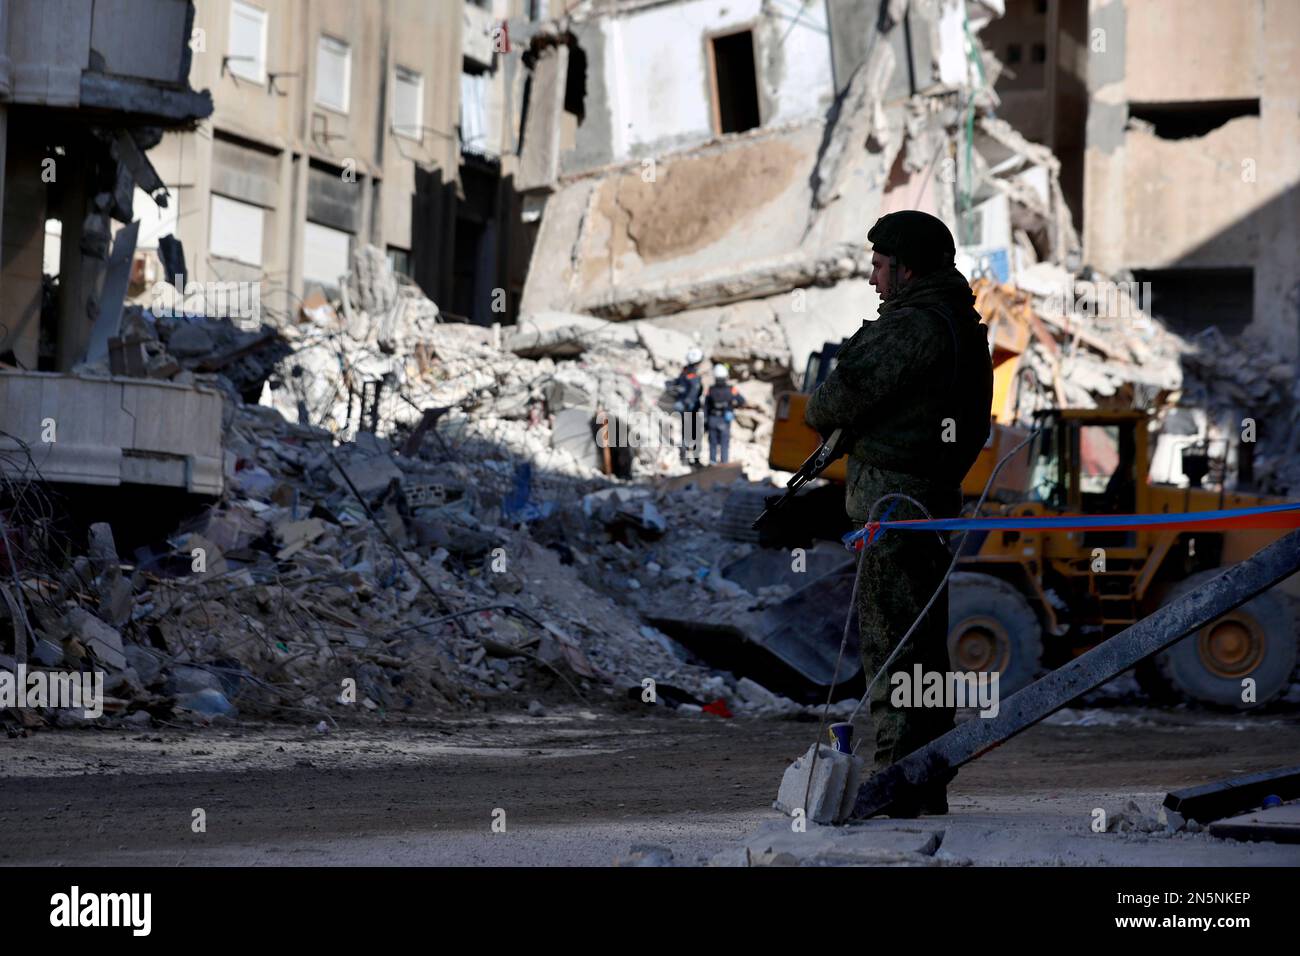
[825,0,931,102]
[526,124,832,316]
[1083,0,1300,356]
[521,0,951,315]
[557,0,835,169]
[518,0,1074,381]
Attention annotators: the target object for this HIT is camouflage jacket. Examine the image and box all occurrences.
[804,267,993,522]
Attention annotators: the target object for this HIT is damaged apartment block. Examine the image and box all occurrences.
[0,0,223,511]
[508,0,1075,370]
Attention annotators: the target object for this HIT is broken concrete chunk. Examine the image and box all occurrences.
[123,645,164,685]
[200,505,269,552]
[170,532,228,576]
[1106,799,1164,834]
[775,744,864,825]
[333,449,404,499]
[164,665,226,696]
[274,518,329,559]
[233,466,277,500]
[99,575,135,628]
[551,408,599,464]
[32,639,63,667]
[506,324,593,358]
[174,688,236,719]
[542,378,593,413]
[167,322,216,358]
[62,608,127,671]
[613,844,675,867]
[735,677,793,714]
[86,522,120,573]
[741,819,943,867]
[346,245,401,317]
[631,321,695,371]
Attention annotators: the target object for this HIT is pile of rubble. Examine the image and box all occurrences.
[1005,262,1187,414]
[79,301,291,405]
[2,418,771,729]
[266,249,779,481]
[9,213,1299,737]
[1,252,829,732]
[1177,326,1300,494]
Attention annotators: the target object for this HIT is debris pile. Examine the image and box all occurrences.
[1177,326,1300,494]
[82,303,290,404]
[994,262,1186,416]
[0,254,809,731]
[4,0,1297,733]
[1,416,759,729]
[267,250,777,481]
[6,219,1296,733]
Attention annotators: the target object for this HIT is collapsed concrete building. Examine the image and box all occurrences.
[494,0,1298,493]
[0,0,226,496]
[260,0,1080,480]
[508,0,1076,384]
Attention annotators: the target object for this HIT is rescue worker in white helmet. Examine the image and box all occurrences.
[670,346,706,465]
[704,363,742,464]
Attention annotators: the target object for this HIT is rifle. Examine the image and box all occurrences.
[752,428,848,530]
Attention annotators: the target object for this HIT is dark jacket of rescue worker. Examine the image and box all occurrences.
[804,262,994,522]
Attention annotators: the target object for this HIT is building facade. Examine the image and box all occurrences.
[1082,0,1300,354]
[987,0,1300,355]
[0,0,212,371]
[150,0,531,326]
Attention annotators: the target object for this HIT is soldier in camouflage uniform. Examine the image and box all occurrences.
[804,211,993,816]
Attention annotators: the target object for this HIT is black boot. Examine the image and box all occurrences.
[920,786,949,815]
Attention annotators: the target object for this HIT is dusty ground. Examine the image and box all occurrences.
[3,704,1298,866]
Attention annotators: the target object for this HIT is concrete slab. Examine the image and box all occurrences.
[1164,764,1300,824]
[517,45,568,192]
[736,798,1300,867]
[0,371,224,494]
[1209,804,1300,844]
[742,818,944,867]
[551,408,599,467]
[656,462,743,491]
[630,320,695,371]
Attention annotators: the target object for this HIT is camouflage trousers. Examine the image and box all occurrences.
[855,525,955,773]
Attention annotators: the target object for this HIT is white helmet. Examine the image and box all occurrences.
[686,346,704,365]
[712,363,728,379]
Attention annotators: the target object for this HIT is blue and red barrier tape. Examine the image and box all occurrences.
[843,501,1300,551]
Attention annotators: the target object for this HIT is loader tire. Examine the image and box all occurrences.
[1153,568,1297,709]
[947,572,1043,696]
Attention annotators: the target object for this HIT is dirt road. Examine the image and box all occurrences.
[3,704,1298,866]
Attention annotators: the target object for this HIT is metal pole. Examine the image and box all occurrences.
[853,529,1300,818]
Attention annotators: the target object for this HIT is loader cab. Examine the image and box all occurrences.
[1027,415,1066,509]
[1029,408,1147,549]
[800,339,849,393]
